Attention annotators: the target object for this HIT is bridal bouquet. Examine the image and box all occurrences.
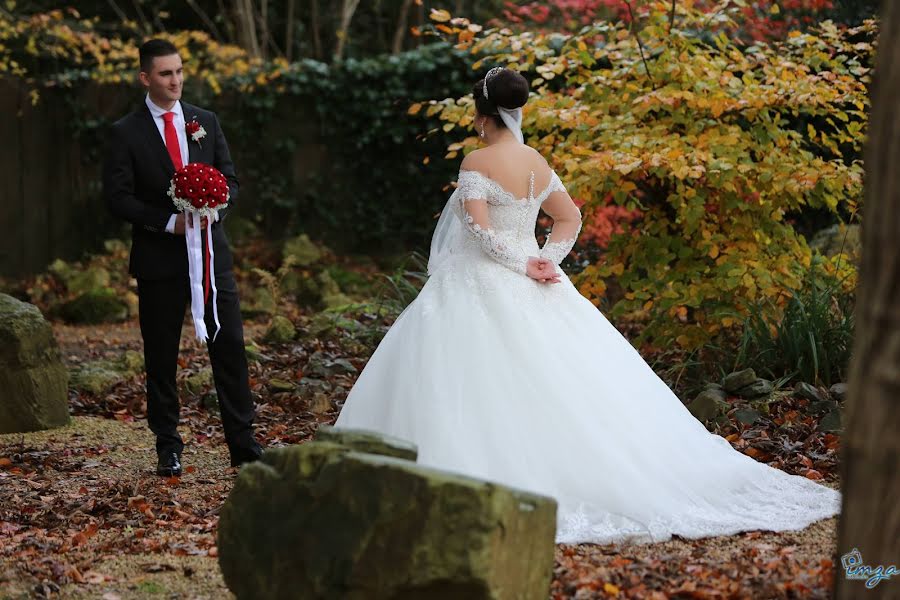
[167,163,230,341]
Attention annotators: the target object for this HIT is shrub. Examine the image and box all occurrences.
[427,1,870,351]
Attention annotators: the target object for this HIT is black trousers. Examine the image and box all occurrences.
[137,270,256,456]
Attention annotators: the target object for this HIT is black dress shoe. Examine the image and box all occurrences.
[230,442,264,468]
[157,452,183,477]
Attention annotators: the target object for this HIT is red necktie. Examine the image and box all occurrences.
[162,112,183,170]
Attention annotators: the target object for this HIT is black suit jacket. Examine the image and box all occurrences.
[103,100,238,280]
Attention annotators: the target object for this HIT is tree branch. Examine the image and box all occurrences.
[185,0,224,42]
[623,0,655,86]
[392,0,415,54]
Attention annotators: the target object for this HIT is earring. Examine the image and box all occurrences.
[480,120,485,138]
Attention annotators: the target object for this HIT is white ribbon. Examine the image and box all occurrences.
[498,106,524,144]
[207,212,222,341]
[184,211,222,341]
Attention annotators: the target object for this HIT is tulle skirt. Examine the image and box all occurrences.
[334,255,841,544]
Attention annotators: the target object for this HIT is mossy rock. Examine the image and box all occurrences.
[67,266,111,296]
[242,287,277,318]
[0,294,69,433]
[314,425,417,461]
[69,350,144,395]
[218,443,557,600]
[324,266,374,296]
[809,223,861,259]
[283,234,324,267]
[295,271,353,311]
[723,369,758,393]
[69,363,123,395]
[688,388,728,422]
[736,379,773,399]
[59,288,128,324]
[184,367,214,395]
[263,315,296,344]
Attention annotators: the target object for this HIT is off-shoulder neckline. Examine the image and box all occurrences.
[458,168,558,203]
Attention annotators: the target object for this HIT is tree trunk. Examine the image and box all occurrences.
[259,0,270,59]
[234,0,261,59]
[285,0,296,61]
[835,2,900,598]
[334,0,361,61]
[310,0,322,60]
[417,0,425,47]
[392,0,415,54]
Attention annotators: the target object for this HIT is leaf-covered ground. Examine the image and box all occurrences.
[0,317,843,599]
[0,238,845,598]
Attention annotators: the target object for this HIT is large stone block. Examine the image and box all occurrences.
[314,425,417,461]
[218,442,557,600]
[0,294,69,433]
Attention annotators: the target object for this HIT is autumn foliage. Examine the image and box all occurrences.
[500,0,837,43]
[422,2,871,349]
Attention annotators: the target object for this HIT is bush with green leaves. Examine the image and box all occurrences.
[730,259,854,387]
[1,10,474,253]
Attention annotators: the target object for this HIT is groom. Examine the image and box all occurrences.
[103,39,262,476]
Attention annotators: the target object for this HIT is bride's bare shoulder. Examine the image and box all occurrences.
[460,149,490,173]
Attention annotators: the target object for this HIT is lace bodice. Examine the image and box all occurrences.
[452,169,581,275]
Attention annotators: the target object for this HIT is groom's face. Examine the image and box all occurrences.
[140,53,184,104]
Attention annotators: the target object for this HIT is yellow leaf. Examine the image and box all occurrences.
[422,156,430,165]
[604,583,620,595]
[408,102,422,115]
[708,244,719,259]
[770,3,780,14]
[614,158,642,175]
[430,8,451,22]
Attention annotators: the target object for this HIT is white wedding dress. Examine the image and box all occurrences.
[334,164,841,545]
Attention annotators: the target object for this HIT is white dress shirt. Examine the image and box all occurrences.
[145,94,189,234]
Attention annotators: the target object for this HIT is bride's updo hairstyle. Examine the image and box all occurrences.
[473,67,529,129]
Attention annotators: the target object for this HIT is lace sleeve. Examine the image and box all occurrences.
[539,171,582,266]
[456,171,529,276]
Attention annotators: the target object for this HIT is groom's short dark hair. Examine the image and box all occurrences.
[139,39,179,73]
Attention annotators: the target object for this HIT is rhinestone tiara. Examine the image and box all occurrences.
[483,66,504,100]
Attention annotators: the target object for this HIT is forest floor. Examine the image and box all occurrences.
[0,318,844,600]
[1,234,851,599]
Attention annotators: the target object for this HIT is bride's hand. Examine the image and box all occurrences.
[526,257,561,284]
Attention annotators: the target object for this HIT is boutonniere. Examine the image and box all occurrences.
[186,117,207,147]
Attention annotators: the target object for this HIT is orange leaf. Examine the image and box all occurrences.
[430,8,451,22]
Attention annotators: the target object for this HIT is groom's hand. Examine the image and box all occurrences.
[173,214,210,235]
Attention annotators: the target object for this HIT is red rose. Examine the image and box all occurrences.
[186,120,201,136]
[171,163,228,212]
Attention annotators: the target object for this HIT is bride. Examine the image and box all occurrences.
[334,66,841,545]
